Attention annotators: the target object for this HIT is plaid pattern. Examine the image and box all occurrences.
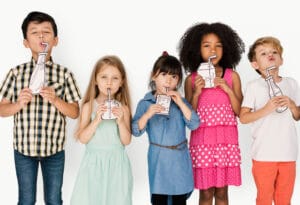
[0,58,81,157]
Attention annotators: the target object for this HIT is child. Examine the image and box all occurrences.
[70,55,133,205]
[240,36,300,205]
[132,52,200,205]
[178,22,245,205]
[0,11,81,204]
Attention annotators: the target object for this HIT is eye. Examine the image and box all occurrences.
[172,75,178,79]
[161,72,167,76]
[272,50,278,54]
[260,52,266,56]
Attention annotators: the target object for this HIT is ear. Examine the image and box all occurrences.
[23,39,29,48]
[251,61,260,70]
[53,37,58,47]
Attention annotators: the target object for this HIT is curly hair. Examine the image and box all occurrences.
[178,22,245,73]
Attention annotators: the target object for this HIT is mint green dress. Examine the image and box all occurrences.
[71,101,133,205]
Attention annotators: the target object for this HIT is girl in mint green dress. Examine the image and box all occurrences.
[71,55,133,205]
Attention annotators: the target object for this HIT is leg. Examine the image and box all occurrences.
[274,162,296,205]
[151,194,168,205]
[172,193,187,205]
[41,150,65,205]
[199,187,215,205]
[214,186,228,205]
[252,160,277,205]
[14,150,39,205]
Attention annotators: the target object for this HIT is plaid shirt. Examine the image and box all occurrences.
[0,58,81,157]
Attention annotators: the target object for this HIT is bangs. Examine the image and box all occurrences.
[158,65,182,76]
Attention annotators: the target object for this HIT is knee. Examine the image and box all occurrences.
[200,189,214,201]
[214,188,228,202]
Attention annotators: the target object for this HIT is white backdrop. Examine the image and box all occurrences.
[0,0,300,204]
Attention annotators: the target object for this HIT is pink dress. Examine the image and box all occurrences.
[190,69,241,190]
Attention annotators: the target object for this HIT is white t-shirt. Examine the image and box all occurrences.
[242,77,300,161]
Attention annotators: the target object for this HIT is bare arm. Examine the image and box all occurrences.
[113,105,132,145]
[40,86,79,119]
[239,97,279,124]
[277,96,300,120]
[214,71,243,115]
[0,88,33,117]
[77,102,105,144]
[184,75,204,110]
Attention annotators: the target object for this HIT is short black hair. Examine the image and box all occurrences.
[21,11,57,39]
[149,53,183,91]
[178,22,245,73]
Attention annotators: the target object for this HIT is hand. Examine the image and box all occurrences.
[214,77,231,93]
[276,96,294,109]
[112,106,125,124]
[40,87,57,104]
[193,75,205,96]
[167,90,183,106]
[94,103,107,123]
[145,104,164,119]
[17,88,33,108]
[264,97,282,112]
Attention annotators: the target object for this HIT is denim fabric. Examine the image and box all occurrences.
[132,92,200,196]
[14,150,65,205]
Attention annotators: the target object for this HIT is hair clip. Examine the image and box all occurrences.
[162,51,169,56]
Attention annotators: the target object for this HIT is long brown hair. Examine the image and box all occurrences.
[77,55,131,136]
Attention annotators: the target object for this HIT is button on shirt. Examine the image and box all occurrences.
[0,58,81,157]
[132,92,200,195]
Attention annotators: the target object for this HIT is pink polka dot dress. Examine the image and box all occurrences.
[190,69,241,190]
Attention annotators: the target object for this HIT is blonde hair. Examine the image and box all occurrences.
[76,55,131,137]
[248,36,283,62]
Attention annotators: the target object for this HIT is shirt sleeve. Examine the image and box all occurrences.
[0,69,15,101]
[241,82,255,110]
[290,78,300,106]
[64,70,81,103]
[182,98,200,130]
[131,100,147,137]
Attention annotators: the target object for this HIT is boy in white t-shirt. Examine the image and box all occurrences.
[240,36,300,205]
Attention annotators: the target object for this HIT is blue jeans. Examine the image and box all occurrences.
[14,150,65,205]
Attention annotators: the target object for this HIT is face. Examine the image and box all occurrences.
[251,43,283,76]
[200,33,223,65]
[152,71,179,95]
[96,64,123,98]
[23,21,58,60]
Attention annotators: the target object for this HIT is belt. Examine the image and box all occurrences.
[150,139,187,150]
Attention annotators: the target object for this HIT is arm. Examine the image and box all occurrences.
[214,71,243,115]
[137,104,163,131]
[277,96,300,120]
[168,90,192,120]
[113,105,132,145]
[76,102,105,144]
[40,86,79,119]
[239,97,279,124]
[0,88,33,117]
[184,74,205,110]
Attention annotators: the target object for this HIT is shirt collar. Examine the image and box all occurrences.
[30,57,54,66]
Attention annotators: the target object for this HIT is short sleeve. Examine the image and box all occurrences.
[0,69,15,101]
[241,82,255,110]
[64,71,81,103]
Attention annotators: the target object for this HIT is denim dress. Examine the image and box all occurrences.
[132,92,200,196]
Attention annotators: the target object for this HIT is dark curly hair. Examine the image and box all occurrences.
[178,22,245,73]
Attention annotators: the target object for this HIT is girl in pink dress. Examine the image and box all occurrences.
[178,22,245,205]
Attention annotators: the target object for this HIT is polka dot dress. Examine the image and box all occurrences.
[190,69,241,190]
